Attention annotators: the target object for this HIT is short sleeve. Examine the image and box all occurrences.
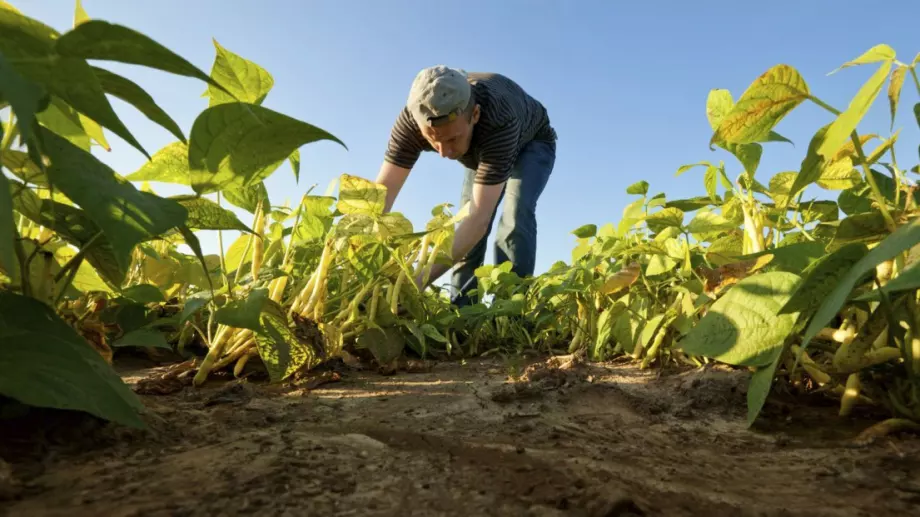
[383,107,428,170]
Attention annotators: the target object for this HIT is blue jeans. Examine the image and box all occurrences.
[450,139,555,307]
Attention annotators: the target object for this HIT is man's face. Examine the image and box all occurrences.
[421,105,480,160]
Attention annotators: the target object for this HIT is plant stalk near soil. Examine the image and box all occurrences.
[2,4,920,440]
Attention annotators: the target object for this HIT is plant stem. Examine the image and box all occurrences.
[808,95,842,116]
[215,192,234,296]
[850,132,898,233]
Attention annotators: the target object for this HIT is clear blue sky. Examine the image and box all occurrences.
[14,0,920,277]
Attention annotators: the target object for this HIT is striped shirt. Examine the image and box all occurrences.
[383,72,557,185]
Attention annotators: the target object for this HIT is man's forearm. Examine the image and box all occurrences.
[375,161,411,213]
[420,215,490,287]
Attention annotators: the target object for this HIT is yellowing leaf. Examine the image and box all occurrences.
[818,60,893,160]
[336,174,386,216]
[600,261,640,295]
[206,39,274,106]
[829,44,896,74]
[888,65,907,130]
[816,156,860,190]
[712,65,809,145]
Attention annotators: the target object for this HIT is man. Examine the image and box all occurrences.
[374,65,557,307]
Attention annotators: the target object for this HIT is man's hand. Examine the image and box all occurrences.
[415,180,504,289]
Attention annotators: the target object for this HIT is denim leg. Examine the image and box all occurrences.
[450,168,503,307]
[494,140,555,278]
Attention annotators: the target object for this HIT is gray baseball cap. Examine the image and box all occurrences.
[407,65,472,127]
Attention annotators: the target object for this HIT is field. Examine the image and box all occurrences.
[3,2,920,516]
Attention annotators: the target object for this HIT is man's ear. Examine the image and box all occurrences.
[470,104,481,124]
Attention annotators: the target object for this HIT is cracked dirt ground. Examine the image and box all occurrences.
[2,356,919,516]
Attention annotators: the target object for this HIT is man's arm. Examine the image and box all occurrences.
[416,180,504,288]
[375,161,411,214]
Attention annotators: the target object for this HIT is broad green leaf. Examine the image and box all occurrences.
[818,60,893,160]
[121,283,166,304]
[703,165,718,199]
[39,126,189,273]
[829,44,896,74]
[644,207,684,233]
[725,143,763,178]
[1,150,46,185]
[687,211,736,234]
[0,50,47,158]
[747,350,782,427]
[357,325,406,366]
[816,156,860,190]
[799,200,839,224]
[712,65,809,145]
[126,141,190,185]
[36,96,91,150]
[788,124,832,202]
[9,180,124,285]
[768,171,797,208]
[55,20,226,93]
[52,245,113,293]
[0,173,14,273]
[223,182,271,215]
[626,180,649,196]
[779,242,868,315]
[0,291,146,428]
[188,102,346,194]
[213,286,270,331]
[572,224,597,238]
[348,241,390,282]
[112,328,170,349]
[171,195,252,233]
[705,89,733,130]
[838,184,873,216]
[828,212,890,250]
[92,66,185,143]
[800,216,920,353]
[336,173,386,216]
[706,232,744,266]
[206,39,274,106]
[224,233,255,274]
[254,302,321,382]
[665,196,720,212]
[888,65,907,130]
[678,271,802,367]
[675,162,710,177]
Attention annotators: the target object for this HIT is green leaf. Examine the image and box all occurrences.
[121,283,166,304]
[828,212,890,250]
[768,171,797,208]
[254,302,322,382]
[206,39,274,106]
[289,149,301,183]
[665,196,720,212]
[687,211,737,234]
[799,200,839,224]
[706,232,744,266]
[38,126,189,274]
[0,291,146,428]
[73,0,89,26]
[0,173,14,273]
[779,242,868,315]
[725,143,763,178]
[703,165,718,199]
[125,141,190,185]
[213,286,270,331]
[711,65,809,145]
[829,44,896,74]
[348,241,390,282]
[800,216,920,352]
[644,207,684,233]
[746,350,782,427]
[838,184,873,216]
[626,180,649,195]
[816,156,859,190]
[188,102,346,194]
[675,162,710,177]
[818,60,893,160]
[1,149,46,185]
[171,195,252,233]
[705,89,734,130]
[0,50,47,158]
[54,20,226,94]
[678,271,802,367]
[788,124,832,202]
[357,325,405,366]
[572,224,597,239]
[92,66,185,143]
[36,96,91,150]
[223,182,271,215]
[335,173,385,216]
[113,328,170,349]
[888,65,907,130]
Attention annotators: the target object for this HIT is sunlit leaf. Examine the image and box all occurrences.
[828,212,890,250]
[712,65,809,145]
[816,156,860,190]
[888,65,907,130]
[818,60,892,160]
[223,182,271,215]
[626,180,648,195]
[678,271,802,367]
[171,195,252,233]
[125,141,190,185]
[829,44,896,74]
[92,66,185,143]
[255,302,322,382]
[572,224,597,239]
[1,150,46,185]
[206,39,274,106]
[188,102,346,194]
[336,173,385,216]
[644,207,684,233]
[687,211,736,234]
